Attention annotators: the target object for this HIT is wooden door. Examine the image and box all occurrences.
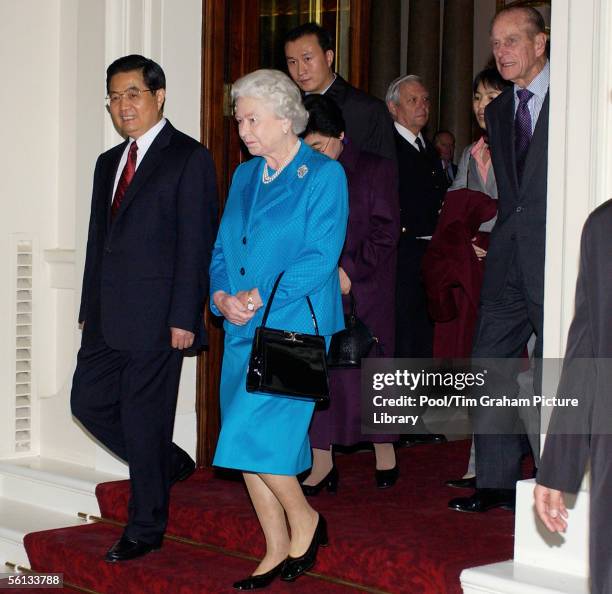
[197,0,371,466]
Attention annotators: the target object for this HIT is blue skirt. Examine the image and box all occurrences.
[213,333,319,475]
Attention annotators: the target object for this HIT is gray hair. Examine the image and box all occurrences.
[385,74,424,105]
[231,69,309,134]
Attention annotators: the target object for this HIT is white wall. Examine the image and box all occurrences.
[0,0,204,470]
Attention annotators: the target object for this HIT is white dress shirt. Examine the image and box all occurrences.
[112,117,167,200]
[394,122,426,152]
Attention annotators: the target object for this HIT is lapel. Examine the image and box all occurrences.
[520,92,550,191]
[495,89,519,196]
[241,159,264,230]
[109,121,175,228]
[394,129,425,161]
[325,75,350,107]
[104,141,128,229]
[245,143,314,230]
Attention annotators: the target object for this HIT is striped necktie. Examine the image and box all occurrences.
[111,141,138,219]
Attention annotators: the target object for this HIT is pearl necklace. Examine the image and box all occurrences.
[262,140,301,184]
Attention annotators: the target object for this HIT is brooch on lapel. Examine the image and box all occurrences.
[297,165,308,179]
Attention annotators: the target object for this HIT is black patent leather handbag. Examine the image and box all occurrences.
[246,272,329,403]
[327,292,378,368]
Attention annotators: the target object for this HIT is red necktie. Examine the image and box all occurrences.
[111,141,138,219]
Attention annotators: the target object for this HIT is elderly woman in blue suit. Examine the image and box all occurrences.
[210,69,348,590]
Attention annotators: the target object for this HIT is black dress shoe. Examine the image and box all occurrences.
[233,561,284,590]
[402,433,447,446]
[105,536,162,562]
[170,451,196,485]
[375,465,399,489]
[280,514,328,581]
[445,476,477,489]
[301,466,338,496]
[448,488,516,513]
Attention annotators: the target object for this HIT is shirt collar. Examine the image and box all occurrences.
[394,122,425,147]
[305,73,337,96]
[128,117,167,153]
[514,60,550,102]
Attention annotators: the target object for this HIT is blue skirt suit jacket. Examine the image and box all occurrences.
[210,141,349,474]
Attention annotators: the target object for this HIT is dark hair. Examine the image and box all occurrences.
[106,54,166,94]
[472,67,512,94]
[492,6,546,38]
[284,22,334,53]
[301,94,345,138]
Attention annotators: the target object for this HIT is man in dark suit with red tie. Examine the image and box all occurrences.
[449,7,549,513]
[71,55,217,561]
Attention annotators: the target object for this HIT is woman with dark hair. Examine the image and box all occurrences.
[300,94,401,491]
[450,67,512,243]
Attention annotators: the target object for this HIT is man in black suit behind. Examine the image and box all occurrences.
[71,55,217,560]
[284,22,395,160]
[385,75,448,445]
[386,75,447,360]
[449,7,549,513]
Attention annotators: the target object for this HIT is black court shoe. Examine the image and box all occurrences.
[280,514,329,581]
[233,561,284,590]
[376,464,399,489]
[301,466,339,496]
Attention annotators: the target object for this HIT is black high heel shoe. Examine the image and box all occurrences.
[300,466,338,496]
[375,464,399,489]
[233,560,284,590]
[280,514,328,582]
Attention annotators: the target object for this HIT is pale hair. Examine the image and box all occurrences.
[385,74,424,105]
[231,69,309,134]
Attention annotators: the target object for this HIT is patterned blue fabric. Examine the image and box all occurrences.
[210,140,348,474]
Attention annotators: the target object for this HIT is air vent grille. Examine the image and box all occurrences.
[15,240,32,453]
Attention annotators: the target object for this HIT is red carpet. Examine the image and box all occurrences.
[24,440,520,593]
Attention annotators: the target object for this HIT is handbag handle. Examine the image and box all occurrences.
[347,290,357,317]
[260,272,320,335]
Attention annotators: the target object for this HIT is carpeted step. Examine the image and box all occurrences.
[24,522,364,594]
[94,441,520,594]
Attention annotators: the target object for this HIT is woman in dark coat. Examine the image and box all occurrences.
[300,94,401,491]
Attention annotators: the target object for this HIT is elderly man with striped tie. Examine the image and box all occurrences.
[70,55,217,560]
[448,6,550,514]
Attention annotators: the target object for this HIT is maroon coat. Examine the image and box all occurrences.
[310,141,400,448]
[422,189,498,358]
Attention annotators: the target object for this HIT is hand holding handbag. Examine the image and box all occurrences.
[246,272,329,402]
[327,292,378,368]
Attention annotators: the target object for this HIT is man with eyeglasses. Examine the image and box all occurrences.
[71,55,217,562]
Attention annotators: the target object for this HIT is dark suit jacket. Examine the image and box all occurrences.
[394,130,447,238]
[483,87,549,304]
[338,141,399,355]
[538,200,612,492]
[326,75,395,161]
[79,120,218,351]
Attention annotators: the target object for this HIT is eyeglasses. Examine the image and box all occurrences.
[313,136,332,154]
[105,88,155,107]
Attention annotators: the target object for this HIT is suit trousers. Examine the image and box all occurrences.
[395,237,434,358]
[395,237,435,433]
[71,340,184,543]
[471,252,543,490]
